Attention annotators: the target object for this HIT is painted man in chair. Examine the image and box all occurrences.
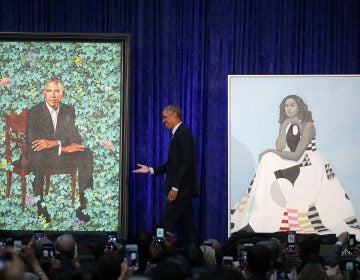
[26,77,93,222]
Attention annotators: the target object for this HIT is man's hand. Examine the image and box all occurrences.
[149,239,163,258]
[167,189,178,202]
[337,231,349,245]
[132,164,150,174]
[61,143,85,153]
[32,139,59,151]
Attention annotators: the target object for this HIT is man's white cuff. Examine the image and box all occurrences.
[57,140,62,155]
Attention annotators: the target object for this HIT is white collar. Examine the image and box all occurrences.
[45,102,60,114]
[172,122,182,135]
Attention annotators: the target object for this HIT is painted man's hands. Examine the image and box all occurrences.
[61,143,85,153]
[32,139,59,151]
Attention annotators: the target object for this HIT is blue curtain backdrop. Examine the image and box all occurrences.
[0,0,359,243]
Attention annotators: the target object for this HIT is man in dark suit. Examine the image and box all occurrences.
[133,104,198,246]
[26,78,93,222]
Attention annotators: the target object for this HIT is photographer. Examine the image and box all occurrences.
[53,233,83,279]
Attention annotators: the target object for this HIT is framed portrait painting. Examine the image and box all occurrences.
[228,75,360,238]
[0,33,130,237]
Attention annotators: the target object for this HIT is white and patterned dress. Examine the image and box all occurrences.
[231,123,360,238]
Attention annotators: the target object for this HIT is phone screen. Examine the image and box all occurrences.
[126,244,139,270]
[107,232,117,245]
[275,269,294,279]
[34,231,45,242]
[286,232,296,253]
[222,256,233,267]
[156,227,164,238]
[42,244,55,258]
[13,240,22,252]
[348,234,356,250]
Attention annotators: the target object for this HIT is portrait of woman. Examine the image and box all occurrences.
[231,95,360,238]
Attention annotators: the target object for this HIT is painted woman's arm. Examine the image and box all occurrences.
[259,122,315,161]
[271,122,315,161]
[275,119,290,151]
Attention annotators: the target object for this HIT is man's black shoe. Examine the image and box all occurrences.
[76,207,90,222]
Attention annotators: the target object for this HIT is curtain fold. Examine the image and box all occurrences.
[0,0,359,243]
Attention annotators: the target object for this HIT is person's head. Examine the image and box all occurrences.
[279,95,313,123]
[149,258,188,280]
[54,233,76,259]
[135,230,153,268]
[162,104,182,130]
[95,254,122,280]
[298,262,328,280]
[43,77,65,109]
[203,238,222,265]
[297,234,321,261]
[246,244,272,276]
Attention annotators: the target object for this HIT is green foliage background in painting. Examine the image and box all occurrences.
[0,41,122,231]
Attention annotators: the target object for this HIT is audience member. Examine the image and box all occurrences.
[3,230,360,280]
[244,244,272,280]
[298,262,328,280]
[53,233,83,279]
[296,234,324,274]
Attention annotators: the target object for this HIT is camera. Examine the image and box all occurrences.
[42,244,55,258]
[274,269,294,279]
[34,230,45,242]
[239,250,247,268]
[340,259,358,271]
[13,240,22,252]
[155,226,165,244]
[106,232,117,250]
[285,231,297,254]
[126,244,139,270]
[348,234,357,252]
[222,256,233,267]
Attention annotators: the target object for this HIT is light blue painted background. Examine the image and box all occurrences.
[229,75,360,220]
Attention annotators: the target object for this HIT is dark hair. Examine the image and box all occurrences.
[279,95,313,123]
[246,244,272,275]
[298,234,321,256]
[164,104,182,119]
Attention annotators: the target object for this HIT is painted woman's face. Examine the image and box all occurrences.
[284,98,299,118]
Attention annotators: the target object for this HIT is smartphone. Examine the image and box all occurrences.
[286,232,297,254]
[42,244,55,258]
[34,230,45,242]
[340,259,358,271]
[155,226,165,244]
[13,240,22,252]
[348,234,357,252]
[274,269,294,279]
[222,256,233,267]
[239,250,247,268]
[106,232,117,249]
[126,244,139,270]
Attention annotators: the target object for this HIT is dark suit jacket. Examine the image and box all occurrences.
[152,123,198,197]
[26,101,82,161]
